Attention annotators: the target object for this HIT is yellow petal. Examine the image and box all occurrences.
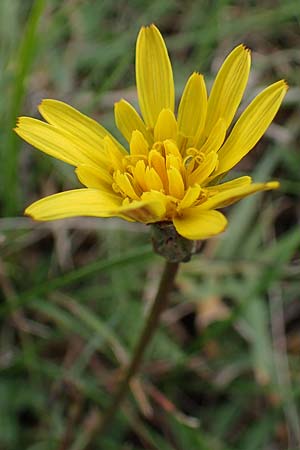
[154,109,177,142]
[166,155,181,174]
[15,117,107,167]
[130,130,149,157]
[164,139,182,159]
[177,72,207,139]
[196,118,226,154]
[201,181,279,210]
[178,185,201,210]
[134,160,148,191]
[145,167,164,191]
[104,136,127,172]
[148,150,168,190]
[204,45,251,137]
[188,151,218,186]
[119,196,166,223]
[114,99,153,145]
[215,80,288,176]
[141,190,169,209]
[167,167,185,199]
[39,99,122,149]
[142,190,177,219]
[75,165,113,191]
[136,24,175,128]
[207,176,251,194]
[25,189,123,221]
[173,209,227,240]
[114,171,140,200]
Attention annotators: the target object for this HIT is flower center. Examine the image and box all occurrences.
[111,138,216,213]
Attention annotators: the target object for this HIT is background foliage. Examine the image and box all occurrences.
[0,0,300,449]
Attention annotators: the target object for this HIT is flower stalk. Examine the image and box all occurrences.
[97,259,179,437]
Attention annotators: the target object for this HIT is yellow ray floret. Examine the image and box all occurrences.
[204,44,251,137]
[177,72,207,142]
[16,25,287,241]
[136,24,175,128]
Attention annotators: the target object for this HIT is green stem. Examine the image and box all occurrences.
[97,260,179,438]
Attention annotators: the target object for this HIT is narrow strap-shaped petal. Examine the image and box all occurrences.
[104,136,127,172]
[136,24,175,128]
[114,171,141,200]
[114,99,153,145]
[75,165,113,191]
[130,130,149,157]
[196,118,226,154]
[118,194,167,223]
[173,209,227,240]
[39,99,125,152]
[204,45,251,137]
[145,167,164,191]
[188,151,218,186]
[134,160,148,191]
[207,176,252,194]
[167,167,185,199]
[154,109,177,142]
[201,181,279,210]
[25,189,123,221]
[148,150,168,190]
[15,117,108,167]
[178,185,201,210]
[177,72,207,139]
[215,80,288,176]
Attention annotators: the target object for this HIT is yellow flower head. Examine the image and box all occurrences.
[15,25,287,240]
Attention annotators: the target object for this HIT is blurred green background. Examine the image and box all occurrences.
[0,0,300,449]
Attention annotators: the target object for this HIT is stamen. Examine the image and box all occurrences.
[194,153,205,165]
[186,148,198,157]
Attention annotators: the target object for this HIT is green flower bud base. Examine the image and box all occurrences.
[151,222,194,263]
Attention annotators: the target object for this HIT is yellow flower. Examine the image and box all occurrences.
[15,25,287,240]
